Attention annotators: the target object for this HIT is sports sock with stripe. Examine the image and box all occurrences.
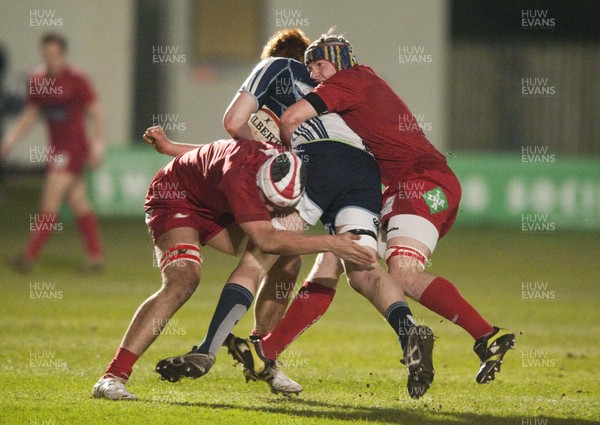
[385,301,416,350]
[196,283,253,355]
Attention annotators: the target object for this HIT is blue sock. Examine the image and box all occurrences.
[196,283,253,355]
[385,301,416,350]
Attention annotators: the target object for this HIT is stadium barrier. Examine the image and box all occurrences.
[88,147,600,230]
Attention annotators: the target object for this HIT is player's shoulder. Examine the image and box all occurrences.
[252,57,296,74]
[264,58,313,90]
[335,64,370,79]
[206,138,265,157]
[324,65,377,90]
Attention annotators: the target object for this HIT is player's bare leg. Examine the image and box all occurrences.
[67,175,103,272]
[93,226,202,400]
[306,252,343,291]
[253,255,301,336]
[9,170,77,273]
[386,235,515,384]
[228,232,434,399]
[221,214,337,397]
[120,228,202,355]
[231,252,342,396]
[156,240,281,383]
[342,246,435,399]
[256,251,341,352]
[252,210,340,338]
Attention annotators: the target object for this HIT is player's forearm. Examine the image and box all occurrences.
[1,106,39,152]
[258,230,333,256]
[223,91,258,140]
[227,123,255,141]
[223,112,251,140]
[279,120,297,146]
[280,100,319,145]
[163,142,199,157]
[279,112,303,146]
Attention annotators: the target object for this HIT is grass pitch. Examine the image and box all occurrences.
[0,182,598,425]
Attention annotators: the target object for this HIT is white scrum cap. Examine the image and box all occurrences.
[256,151,306,208]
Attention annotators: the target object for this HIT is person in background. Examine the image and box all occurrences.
[0,33,105,273]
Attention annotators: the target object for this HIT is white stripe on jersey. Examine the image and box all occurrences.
[245,58,281,94]
[241,57,370,154]
[242,58,304,112]
[292,113,371,153]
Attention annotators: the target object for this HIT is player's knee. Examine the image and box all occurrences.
[158,243,202,302]
[161,264,200,303]
[388,262,426,300]
[67,196,91,215]
[308,252,344,284]
[346,267,380,296]
[347,275,365,295]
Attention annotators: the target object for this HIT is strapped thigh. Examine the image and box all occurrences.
[335,207,379,252]
[385,245,428,271]
[159,243,202,272]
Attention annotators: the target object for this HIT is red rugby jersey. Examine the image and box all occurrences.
[27,65,96,154]
[311,65,445,186]
[154,139,281,224]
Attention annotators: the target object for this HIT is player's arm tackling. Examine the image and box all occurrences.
[240,220,374,265]
[279,98,319,145]
[143,126,198,157]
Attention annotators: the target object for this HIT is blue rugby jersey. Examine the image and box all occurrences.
[239,57,369,152]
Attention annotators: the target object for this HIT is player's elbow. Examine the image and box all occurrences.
[222,111,244,138]
[280,110,299,128]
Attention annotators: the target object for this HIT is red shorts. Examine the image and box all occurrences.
[381,159,461,239]
[47,148,89,175]
[144,171,235,244]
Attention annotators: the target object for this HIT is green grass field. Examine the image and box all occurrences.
[1,181,599,425]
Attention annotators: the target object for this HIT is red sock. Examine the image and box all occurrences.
[261,281,335,360]
[419,277,494,340]
[76,212,103,261]
[25,211,58,261]
[104,347,139,380]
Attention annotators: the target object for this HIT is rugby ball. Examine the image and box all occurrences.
[248,106,281,144]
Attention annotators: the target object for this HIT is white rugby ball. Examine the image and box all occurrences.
[248,106,281,144]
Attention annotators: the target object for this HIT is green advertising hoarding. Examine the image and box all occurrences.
[88,148,600,230]
[89,147,172,216]
[446,154,600,230]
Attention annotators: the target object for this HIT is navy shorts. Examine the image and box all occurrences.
[294,141,382,231]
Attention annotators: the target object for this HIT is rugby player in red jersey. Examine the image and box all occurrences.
[92,134,373,400]
[272,30,516,389]
[0,33,104,273]
[151,29,435,400]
